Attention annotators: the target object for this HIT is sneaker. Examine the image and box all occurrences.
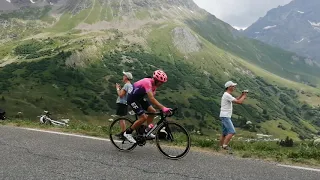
[123,132,136,143]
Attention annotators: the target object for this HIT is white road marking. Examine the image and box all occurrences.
[16,127,140,145]
[277,164,320,172]
[20,127,113,141]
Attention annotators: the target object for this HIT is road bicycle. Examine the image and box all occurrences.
[39,111,70,127]
[109,108,191,160]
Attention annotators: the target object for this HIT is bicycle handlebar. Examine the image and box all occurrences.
[145,108,178,117]
[166,108,178,117]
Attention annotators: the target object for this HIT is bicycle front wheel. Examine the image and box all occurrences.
[109,117,137,151]
[156,122,191,160]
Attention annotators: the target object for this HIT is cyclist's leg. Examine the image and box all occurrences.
[139,99,156,139]
[126,102,148,134]
[130,114,148,130]
[140,98,156,125]
[146,106,156,125]
[124,100,148,143]
[124,115,147,143]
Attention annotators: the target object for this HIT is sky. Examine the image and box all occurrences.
[193,0,292,30]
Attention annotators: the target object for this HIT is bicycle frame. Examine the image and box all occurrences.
[134,108,177,140]
[145,114,164,137]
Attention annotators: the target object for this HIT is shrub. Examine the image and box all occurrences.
[279,136,294,147]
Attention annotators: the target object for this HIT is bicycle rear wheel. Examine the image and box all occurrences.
[109,117,137,151]
[156,122,191,160]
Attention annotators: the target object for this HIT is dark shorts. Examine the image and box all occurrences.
[220,117,236,136]
[116,103,128,116]
[128,98,151,116]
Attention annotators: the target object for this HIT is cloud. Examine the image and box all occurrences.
[193,0,292,28]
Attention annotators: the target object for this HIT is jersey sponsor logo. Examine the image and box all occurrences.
[130,102,139,109]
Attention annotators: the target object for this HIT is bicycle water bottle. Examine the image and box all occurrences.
[145,123,154,133]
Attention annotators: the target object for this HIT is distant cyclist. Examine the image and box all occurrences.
[115,71,133,138]
[123,70,172,143]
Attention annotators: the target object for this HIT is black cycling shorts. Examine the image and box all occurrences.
[128,98,151,116]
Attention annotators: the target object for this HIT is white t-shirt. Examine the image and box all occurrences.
[219,92,236,118]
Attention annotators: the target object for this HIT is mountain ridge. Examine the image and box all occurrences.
[244,0,320,62]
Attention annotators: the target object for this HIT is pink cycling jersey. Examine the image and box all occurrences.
[127,78,158,115]
[131,78,157,97]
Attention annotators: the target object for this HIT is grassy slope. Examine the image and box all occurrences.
[0,4,320,140]
[300,120,319,133]
[48,8,92,32]
[1,30,317,140]
[84,0,101,24]
[261,120,300,140]
[146,23,320,139]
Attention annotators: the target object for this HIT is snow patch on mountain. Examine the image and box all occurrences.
[294,38,305,43]
[308,20,320,27]
[263,25,277,30]
[308,20,320,31]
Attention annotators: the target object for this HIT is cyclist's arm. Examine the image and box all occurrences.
[146,91,165,110]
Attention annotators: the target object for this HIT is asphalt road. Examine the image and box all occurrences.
[0,126,319,180]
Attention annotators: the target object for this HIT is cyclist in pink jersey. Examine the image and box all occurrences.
[123,70,172,143]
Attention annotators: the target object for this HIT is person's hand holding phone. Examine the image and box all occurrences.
[116,83,121,90]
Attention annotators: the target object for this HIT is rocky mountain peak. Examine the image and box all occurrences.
[244,0,320,61]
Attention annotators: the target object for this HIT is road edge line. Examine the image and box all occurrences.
[277,164,320,172]
[19,127,112,142]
